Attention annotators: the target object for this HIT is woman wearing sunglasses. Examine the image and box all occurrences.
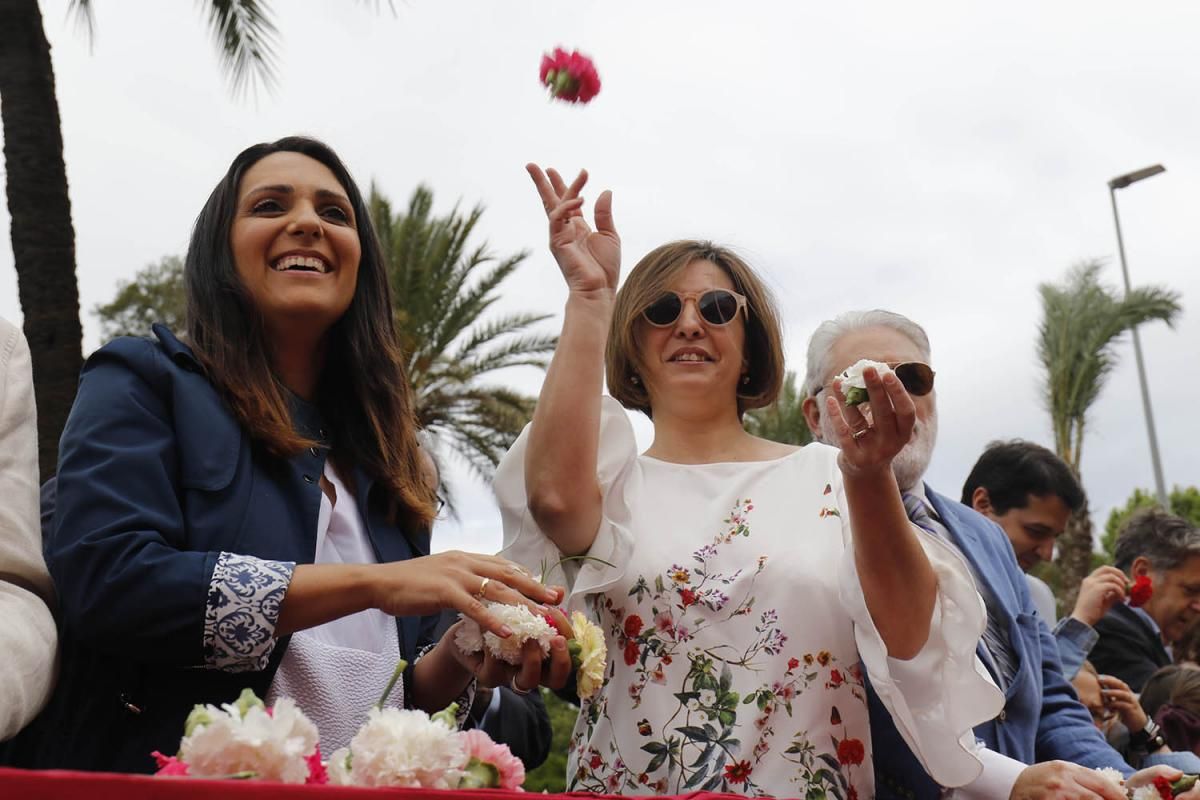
[493,165,1002,797]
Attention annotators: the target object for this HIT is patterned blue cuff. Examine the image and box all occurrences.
[204,552,295,672]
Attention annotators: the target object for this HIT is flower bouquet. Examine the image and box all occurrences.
[151,689,326,783]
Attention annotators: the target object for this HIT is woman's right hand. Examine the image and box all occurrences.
[371,550,563,639]
[526,164,620,295]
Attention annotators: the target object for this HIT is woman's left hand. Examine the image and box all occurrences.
[444,608,574,693]
[823,366,916,477]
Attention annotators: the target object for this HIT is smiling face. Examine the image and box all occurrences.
[230,151,362,340]
[635,259,747,413]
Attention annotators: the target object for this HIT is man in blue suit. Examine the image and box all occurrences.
[801,310,1180,800]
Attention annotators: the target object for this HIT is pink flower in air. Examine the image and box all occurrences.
[152,751,190,777]
[540,47,602,104]
[461,729,526,790]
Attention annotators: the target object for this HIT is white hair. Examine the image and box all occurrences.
[803,309,932,397]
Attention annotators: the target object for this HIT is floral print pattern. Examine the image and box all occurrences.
[205,552,294,671]
[567,494,868,798]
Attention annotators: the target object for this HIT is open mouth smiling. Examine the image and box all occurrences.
[271,254,332,274]
[668,349,715,363]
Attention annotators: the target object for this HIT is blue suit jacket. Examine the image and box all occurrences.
[2,327,436,773]
[870,487,1131,800]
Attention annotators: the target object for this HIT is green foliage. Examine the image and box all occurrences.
[371,185,557,494]
[523,689,577,792]
[1102,486,1200,561]
[93,255,187,342]
[743,371,813,446]
[1038,259,1181,471]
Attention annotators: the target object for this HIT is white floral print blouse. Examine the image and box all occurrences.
[496,398,1003,798]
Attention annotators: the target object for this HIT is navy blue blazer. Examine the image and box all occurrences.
[869,487,1130,800]
[10,326,436,773]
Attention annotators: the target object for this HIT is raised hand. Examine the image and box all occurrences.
[823,367,916,478]
[526,164,620,295]
[1071,566,1129,627]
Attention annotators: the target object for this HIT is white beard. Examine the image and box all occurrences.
[816,408,938,492]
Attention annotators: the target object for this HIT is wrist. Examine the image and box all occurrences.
[566,288,616,311]
[1069,610,1101,627]
[1128,718,1166,751]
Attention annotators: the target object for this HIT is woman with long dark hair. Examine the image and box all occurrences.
[20,137,567,771]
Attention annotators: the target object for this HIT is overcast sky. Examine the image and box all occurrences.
[2,1,1197,556]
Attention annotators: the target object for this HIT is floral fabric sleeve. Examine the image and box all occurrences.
[494,396,638,614]
[831,468,1005,788]
[203,552,294,672]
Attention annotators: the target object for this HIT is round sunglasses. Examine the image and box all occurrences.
[641,289,749,328]
[813,361,936,397]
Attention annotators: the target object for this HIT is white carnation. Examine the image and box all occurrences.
[838,359,894,390]
[1132,786,1160,800]
[1094,767,1124,789]
[335,707,468,788]
[179,697,318,783]
[454,603,556,665]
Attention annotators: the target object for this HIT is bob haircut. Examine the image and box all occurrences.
[184,135,434,529]
[605,240,784,418]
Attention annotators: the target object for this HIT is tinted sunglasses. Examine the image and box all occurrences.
[641,289,749,328]
[814,361,936,397]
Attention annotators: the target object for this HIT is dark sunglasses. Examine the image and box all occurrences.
[641,289,750,328]
[814,361,936,397]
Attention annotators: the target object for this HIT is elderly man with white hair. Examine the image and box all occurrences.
[799,310,1181,800]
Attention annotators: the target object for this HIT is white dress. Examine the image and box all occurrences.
[495,398,1003,799]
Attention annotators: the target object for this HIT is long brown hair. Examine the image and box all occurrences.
[184,136,435,529]
[606,240,785,418]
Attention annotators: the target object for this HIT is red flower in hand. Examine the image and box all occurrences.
[540,47,601,104]
[1129,574,1153,608]
[624,614,644,638]
[724,760,752,784]
[1153,774,1173,800]
[837,737,865,766]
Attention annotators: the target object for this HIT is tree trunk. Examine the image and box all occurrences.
[0,0,83,480]
[1056,490,1094,612]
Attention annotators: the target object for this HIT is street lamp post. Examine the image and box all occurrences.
[1107,163,1169,509]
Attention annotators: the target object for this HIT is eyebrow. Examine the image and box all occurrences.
[244,184,351,205]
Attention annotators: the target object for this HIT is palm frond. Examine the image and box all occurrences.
[201,0,280,97]
[66,0,96,48]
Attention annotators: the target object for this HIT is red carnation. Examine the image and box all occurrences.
[624,639,640,665]
[837,737,865,766]
[540,47,601,104]
[724,760,752,784]
[624,614,644,638]
[1153,775,1173,800]
[1129,574,1153,608]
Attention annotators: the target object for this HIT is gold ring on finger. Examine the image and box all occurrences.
[510,674,532,695]
[852,427,870,440]
[475,577,491,601]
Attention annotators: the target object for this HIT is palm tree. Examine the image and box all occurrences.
[371,186,557,504]
[0,0,330,478]
[1039,259,1181,606]
[743,371,812,446]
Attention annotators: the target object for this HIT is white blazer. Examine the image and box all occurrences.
[0,316,57,741]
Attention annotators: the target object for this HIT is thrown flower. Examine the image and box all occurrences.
[1129,574,1153,608]
[837,359,893,407]
[540,47,601,104]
